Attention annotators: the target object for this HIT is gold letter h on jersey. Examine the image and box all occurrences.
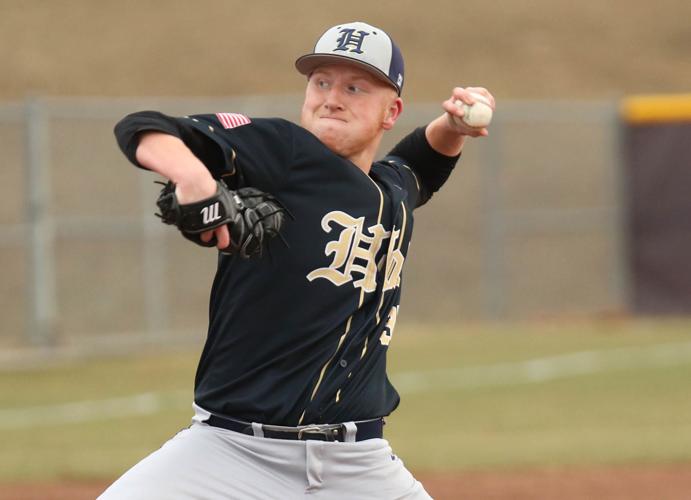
[307,211,390,293]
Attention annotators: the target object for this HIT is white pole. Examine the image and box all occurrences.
[607,104,633,311]
[140,175,169,338]
[480,119,507,319]
[25,97,57,345]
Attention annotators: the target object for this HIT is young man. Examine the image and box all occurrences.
[102,21,494,499]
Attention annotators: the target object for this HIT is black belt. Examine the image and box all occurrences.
[204,414,383,442]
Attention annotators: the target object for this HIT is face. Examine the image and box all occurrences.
[300,63,402,160]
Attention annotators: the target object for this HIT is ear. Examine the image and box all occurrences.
[382,97,403,130]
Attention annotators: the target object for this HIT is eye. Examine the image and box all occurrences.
[316,79,330,90]
[347,84,363,94]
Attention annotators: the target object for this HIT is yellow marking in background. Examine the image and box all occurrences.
[621,94,691,124]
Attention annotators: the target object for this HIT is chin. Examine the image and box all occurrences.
[320,137,347,156]
[312,127,345,152]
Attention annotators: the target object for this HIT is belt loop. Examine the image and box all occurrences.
[251,422,264,437]
[343,422,357,442]
[193,403,212,424]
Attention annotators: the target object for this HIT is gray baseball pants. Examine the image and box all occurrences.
[98,412,432,499]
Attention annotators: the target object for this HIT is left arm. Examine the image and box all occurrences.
[425,86,495,156]
[386,86,495,206]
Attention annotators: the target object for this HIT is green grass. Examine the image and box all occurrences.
[1,318,691,481]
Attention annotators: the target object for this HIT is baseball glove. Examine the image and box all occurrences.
[155,180,287,258]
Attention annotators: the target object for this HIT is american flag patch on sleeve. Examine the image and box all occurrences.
[215,112,251,129]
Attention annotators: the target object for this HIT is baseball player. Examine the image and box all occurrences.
[100,21,494,499]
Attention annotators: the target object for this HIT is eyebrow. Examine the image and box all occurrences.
[311,69,374,84]
[348,76,372,84]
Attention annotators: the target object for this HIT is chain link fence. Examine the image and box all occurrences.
[0,96,628,351]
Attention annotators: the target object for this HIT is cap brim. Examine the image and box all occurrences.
[295,54,400,95]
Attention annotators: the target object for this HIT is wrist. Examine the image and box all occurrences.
[175,174,218,204]
[425,115,466,157]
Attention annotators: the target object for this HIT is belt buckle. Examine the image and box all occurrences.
[297,424,342,441]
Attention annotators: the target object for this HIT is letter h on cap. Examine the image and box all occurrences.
[334,29,369,54]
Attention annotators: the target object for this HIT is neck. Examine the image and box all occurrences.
[348,152,373,174]
[347,134,383,175]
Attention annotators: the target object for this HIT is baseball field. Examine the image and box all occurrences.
[3,1,691,498]
[2,318,691,499]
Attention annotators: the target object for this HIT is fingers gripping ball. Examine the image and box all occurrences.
[453,92,493,128]
[155,180,287,258]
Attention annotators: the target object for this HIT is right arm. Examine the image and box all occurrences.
[135,132,217,203]
[114,112,230,248]
[114,111,296,247]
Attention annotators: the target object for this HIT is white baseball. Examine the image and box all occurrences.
[453,92,493,128]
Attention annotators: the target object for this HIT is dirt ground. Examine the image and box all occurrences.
[3,464,691,500]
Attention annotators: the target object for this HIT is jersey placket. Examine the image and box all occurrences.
[299,174,388,424]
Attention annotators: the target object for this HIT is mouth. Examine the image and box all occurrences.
[319,115,347,122]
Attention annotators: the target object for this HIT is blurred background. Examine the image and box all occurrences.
[1,1,690,499]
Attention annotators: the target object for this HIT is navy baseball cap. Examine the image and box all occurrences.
[295,21,405,95]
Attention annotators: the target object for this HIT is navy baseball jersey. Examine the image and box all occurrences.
[114,111,459,426]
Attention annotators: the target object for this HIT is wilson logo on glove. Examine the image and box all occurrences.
[155,180,288,258]
[201,203,222,224]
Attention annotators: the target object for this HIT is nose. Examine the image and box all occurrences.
[323,87,345,112]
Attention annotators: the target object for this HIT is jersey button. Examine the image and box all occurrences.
[339,359,348,368]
